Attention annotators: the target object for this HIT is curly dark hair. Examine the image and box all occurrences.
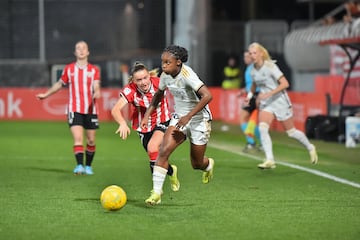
[163,45,188,63]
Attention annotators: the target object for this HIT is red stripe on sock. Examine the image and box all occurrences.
[73,145,84,154]
[148,151,158,161]
[86,144,96,153]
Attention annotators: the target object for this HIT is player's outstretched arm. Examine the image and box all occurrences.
[111,96,131,140]
[36,80,63,100]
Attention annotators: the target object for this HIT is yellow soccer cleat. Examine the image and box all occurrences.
[145,190,162,206]
[169,165,180,192]
[202,158,215,184]
[258,160,276,169]
[309,144,318,164]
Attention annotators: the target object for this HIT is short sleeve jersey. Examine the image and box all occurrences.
[121,76,171,133]
[61,62,100,114]
[250,60,291,108]
[159,64,212,122]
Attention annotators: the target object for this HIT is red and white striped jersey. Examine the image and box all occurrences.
[121,76,171,133]
[60,62,100,114]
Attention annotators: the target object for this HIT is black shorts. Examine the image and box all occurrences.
[138,120,170,151]
[242,92,258,113]
[68,112,99,129]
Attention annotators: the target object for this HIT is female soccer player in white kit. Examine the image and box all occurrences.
[246,42,318,169]
[141,45,214,205]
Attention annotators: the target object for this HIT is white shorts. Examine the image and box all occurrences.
[169,113,211,145]
[261,105,293,121]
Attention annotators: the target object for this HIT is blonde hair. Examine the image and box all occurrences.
[149,68,160,77]
[249,42,272,61]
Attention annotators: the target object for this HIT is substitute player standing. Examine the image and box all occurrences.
[36,40,101,175]
[246,42,318,169]
[111,62,180,193]
[141,45,214,206]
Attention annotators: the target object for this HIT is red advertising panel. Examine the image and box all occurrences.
[0,88,327,132]
[0,88,124,121]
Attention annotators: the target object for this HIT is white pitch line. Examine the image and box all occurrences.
[209,143,360,189]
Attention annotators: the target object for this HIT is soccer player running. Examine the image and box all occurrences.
[111,62,180,193]
[246,42,318,169]
[36,40,100,175]
[141,45,214,206]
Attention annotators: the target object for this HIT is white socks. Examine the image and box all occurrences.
[259,122,274,161]
[286,128,313,151]
[152,166,167,195]
[205,158,213,171]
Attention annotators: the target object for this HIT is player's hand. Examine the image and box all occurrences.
[258,92,271,100]
[140,117,148,130]
[36,93,47,100]
[93,91,101,99]
[175,115,191,130]
[115,125,131,140]
[243,98,250,107]
[237,88,246,98]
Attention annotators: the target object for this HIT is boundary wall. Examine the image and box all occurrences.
[0,87,327,132]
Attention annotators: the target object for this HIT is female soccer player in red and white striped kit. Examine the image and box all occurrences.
[36,40,101,175]
[111,62,180,194]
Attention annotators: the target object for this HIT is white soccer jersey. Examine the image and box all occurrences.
[159,64,212,122]
[250,60,292,110]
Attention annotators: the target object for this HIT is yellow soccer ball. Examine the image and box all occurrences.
[100,185,127,211]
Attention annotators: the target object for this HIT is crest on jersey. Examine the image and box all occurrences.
[123,87,132,96]
[87,72,95,78]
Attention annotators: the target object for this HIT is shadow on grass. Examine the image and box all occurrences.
[25,166,69,173]
[74,198,99,202]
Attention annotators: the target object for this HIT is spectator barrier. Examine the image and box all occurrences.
[0,87,327,132]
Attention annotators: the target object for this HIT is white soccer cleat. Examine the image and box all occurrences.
[258,160,276,169]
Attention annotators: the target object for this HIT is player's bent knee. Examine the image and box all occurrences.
[286,128,296,137]
[258,122,269,134]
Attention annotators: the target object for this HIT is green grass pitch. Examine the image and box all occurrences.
[0,121,359,240]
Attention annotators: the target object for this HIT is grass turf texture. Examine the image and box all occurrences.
[0,121,359,240]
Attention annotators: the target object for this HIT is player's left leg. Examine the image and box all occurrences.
[84,129,96,174]
[83,114,99,175]
[187,120,214,183]
[281,117,318,164]
[189,143,214,184]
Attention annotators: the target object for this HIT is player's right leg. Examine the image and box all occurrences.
[69,115,85,174]
[257,122,276,169]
